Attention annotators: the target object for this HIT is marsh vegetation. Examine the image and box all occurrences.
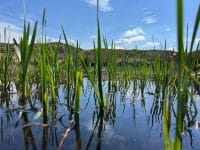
[0,0,200,149]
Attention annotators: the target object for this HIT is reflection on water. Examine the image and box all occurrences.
[0,79,200,149]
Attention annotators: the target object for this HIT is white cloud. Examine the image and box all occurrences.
[0,20,63,44]
[0,21,22,43]
[143,42,160,48]
[83,0,113,12]
[166,28,171,31]
[115,27,145,46]
[116,36,145,45]
[0,12,38,43]
[123,27,144,37]
[142,15,158,24]
[115,46,125,50]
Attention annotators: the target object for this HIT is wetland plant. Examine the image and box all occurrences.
[13,21,37,99]
[0,28,13,94]
[39,9,49,122]
[173,1,200,149]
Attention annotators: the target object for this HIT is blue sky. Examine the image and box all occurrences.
[0,0,199,50]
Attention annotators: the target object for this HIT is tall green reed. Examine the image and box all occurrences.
[39,9,48,122]
[173,1,200,149]
[74,71,83,113]
[13,21,37,99]
[96,0,104,109]
[62,27,74,103]
[80,0,105,110]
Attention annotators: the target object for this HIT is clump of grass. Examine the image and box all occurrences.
[47,37,62,101]
[104,39,117,92]
[0,28,13,94]
[80,54,102,107]
[13,20,37,99]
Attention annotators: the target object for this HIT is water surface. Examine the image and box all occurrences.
[0,79,200,149]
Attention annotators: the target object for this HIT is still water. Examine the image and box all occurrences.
[0,79,200,150]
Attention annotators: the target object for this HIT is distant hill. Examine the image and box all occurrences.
[1,42,199,65]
